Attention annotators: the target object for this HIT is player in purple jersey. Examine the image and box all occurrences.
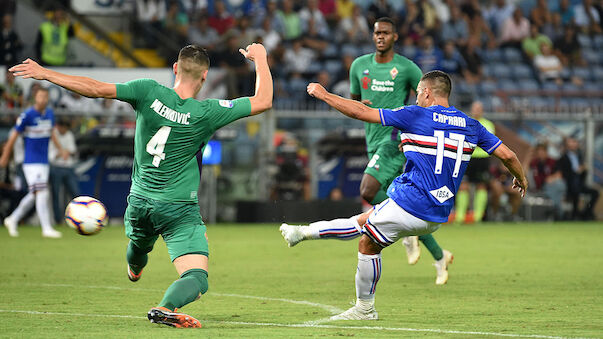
[281,71,528,320]
[1,87,68,238]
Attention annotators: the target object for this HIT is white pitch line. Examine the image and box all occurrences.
[0,309,592,339]
[33,283,343,314]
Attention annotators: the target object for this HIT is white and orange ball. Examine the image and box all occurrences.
[64,196,108,235]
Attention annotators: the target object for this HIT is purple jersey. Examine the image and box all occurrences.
[15,106,55,164]
[379,105,501,223]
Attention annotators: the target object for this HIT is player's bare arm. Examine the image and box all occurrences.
[239,43,273,115]
[9,58,116,99]
[51,129,69,160]
[0,129,19,167]
[492,143,528,197]
[308,83,380,123]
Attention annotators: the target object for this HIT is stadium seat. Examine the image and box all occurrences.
[492,62,513,79]
[577,34,592,48]
[512,63,534,79]
[479,81,497,95]
[594,35,603,48]
[341,45,362,58]
[518,79,540,91]
[503,48,523,63]
[324,60,342,75]
[498,79,516,91]
[306,61,323,74]
[561,82,580,92]
[593,66,603,80]
[582,49,599,65]
[483,49,504,62]
[541,82,560,91]
[583,80,599,92]
[322,44,338,59]
[571,67,590,80]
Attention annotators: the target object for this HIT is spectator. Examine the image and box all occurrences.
[533,43,563,84]
[482,0,515,36]
[440,5,469,47]
[283,38,316,75]
[554,24,583,67]
[573,0,601,33]
[300,0,330,37]
[530,0,554,30]
[256,17,281,53]
[179,0,207,19]
[367,0,394,27]
[336,0,355,21]
[558,137,599,220]
[302,17,330,53]
[231,16,257,48]
[49,118,79,224]
[35,9,74,66]
[277,0,302,41]
[558,0,575,26]
[522,25,552,59]
[336,4,369,44]
[163,0,189,45]
[399,35,418,59]
[413,35,443,72]
[187,15,220,51]
[332,54,354,98]
[135,0,166,48]
[529,143,566,220]
[244,0,268,27]
[465,6,496,49]
[416,0,439,35]
[431,0,451,24]
[500,8,530,48]
[208,0,234,35]
[215,34,252,98]
[0,70,24,109]
[489,161,523,221]
[0,14,22,66]
[440,41,467,78]
[400,1,425,43]
[318,0,337,28]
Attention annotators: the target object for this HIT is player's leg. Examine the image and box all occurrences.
[49,166,62,224]
[472,158,491,223]
[416,233,453,285]
[361,144,404,205]
[279,212,365,247]
[30,164,60,238]
[455,181,470,223]
[4,191,34,237]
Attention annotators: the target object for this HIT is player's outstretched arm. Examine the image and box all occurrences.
[0,129,18,168]
[492,143,528,197]
[9,59,116,99]
[239,43,273,115]
[308,83,380,123]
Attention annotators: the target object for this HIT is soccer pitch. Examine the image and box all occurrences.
[1,222,601,338]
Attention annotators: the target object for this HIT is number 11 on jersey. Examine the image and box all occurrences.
[146,126,172,167]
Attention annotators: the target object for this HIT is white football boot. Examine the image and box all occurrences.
[434,249,454,285]
[330,304,378,320]
[4,216,18,237]
[42,229,62,239]
[402,236,420,265]
[279,223,305,247]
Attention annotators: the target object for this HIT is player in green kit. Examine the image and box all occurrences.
[10,43,273,328]
[280,17,452,285]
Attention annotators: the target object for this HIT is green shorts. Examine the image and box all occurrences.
[365,142,406,189]
[124,194,209,262]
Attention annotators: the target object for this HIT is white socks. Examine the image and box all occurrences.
[356,252,382,301]
[35,189,54,233]
[9,191,35,222]
[304,215,362,240]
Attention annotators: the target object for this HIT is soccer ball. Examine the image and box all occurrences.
[64,196,108,235]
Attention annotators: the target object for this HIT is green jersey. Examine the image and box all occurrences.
[116,79,251,203]
[349,53,422,152]
[472,117,496,158]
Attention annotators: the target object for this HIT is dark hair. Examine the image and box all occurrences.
[178,44,210,69]
[421,70,452,98]
[375,17,396,29]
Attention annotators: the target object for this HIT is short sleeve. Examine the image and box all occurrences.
[407,61,423,92]
[476,122,502,154]
[206,97,252,131]
[115,79,156,108]
[379,105,417,131]
[14,111,28,133]
[349,58,361,96]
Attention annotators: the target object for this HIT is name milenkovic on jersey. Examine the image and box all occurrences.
[150,99,190,125]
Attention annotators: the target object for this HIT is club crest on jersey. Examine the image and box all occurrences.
[219,100,234,108]
[429,186,454,203]
[390,67,398,80]
[363,69,369,75]
[362,76,371,90]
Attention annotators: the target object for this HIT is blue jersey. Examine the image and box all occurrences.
[379,105,501,223]
[14,106,55,164]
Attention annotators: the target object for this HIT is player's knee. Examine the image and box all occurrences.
[360,186,376,203]
[181,268,209,295]
[358,235,383,255]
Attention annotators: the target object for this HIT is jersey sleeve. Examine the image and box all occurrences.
[349,59,360,96]
[379,105,417,131]
[407,61,423,92]
[115,78,156,108]
[206,98,252,131]
[476,122,502,154]
[14,111,28,133]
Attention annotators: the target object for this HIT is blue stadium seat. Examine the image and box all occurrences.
[306,61,323,74]
[324,60,342,75]
[518,78,540,91]
[571,67,590,80]
[541,82,560,91]
[322,44,338,58]
[483,49,504,62]
[492,62,513,78]
[583,80,599,91]
[582,49,599,65]
[361,44,374,55]
[577,34,592,48]
[594,35,603,48]
[498,79,516,91]
[503,48,523,63]
[561,82,580,92]
[479,81,497,95]
[483,64,494,78]
[342,44,362,58]
[512,63,534,79]
[594,66,603,80]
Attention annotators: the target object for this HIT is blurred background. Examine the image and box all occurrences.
[0,0,601,224]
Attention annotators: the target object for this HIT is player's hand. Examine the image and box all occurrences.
[512,177,528,198]
[307,83,327,100]
[239,43,267,62]
[9,58,48,80]
[60,149,70,161]
[361,99,372,105]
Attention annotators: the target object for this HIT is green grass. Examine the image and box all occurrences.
[0,222,602,338]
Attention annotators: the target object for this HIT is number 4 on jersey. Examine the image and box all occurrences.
[146,126,171,167]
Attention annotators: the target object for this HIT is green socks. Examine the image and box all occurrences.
[126,241,151,275]
[418,234,443,261]
[158,269,209,311]
[455,190,469,223]
[370,189,389,205]
[473,189,488,222]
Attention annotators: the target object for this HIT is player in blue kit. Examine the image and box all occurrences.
[1,87,68,238]
[281,71,528,320]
